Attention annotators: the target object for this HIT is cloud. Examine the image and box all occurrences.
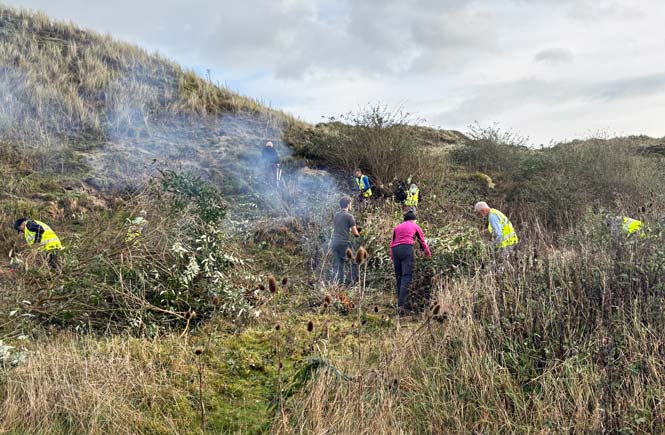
[435,72,665,126]
[533,48,573,64]
[514,0,647,21]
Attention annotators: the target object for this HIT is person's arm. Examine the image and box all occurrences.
[349,215,359,237]
[415,225,431,257]
[362,175,370,192]
[488,213,502,245]
[390,229,396,260]
[26,221,44,244]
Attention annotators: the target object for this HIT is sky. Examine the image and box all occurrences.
[5,0,665,145]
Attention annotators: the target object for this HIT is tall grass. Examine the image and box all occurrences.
[276,211,665,433]
[0,335,196,434]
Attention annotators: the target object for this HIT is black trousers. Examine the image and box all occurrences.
[392,244,414,308]
[332,242,358,285]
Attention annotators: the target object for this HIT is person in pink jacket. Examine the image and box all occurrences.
[390,209,431,314]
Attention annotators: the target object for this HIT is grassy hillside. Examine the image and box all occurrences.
[2,5,665,435]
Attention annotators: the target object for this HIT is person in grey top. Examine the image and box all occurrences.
[331,196,360,284]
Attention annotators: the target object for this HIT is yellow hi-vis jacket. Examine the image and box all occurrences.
[488,209,518,249]
[355,175,372,198]
[25,220,62,251]
[405,187,419,207]
[622,217,643,235]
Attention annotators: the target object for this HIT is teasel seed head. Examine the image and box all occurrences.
[345,248,353,259]
[307,320,314,332]
[355,247,368,264]
[268,276,278,293]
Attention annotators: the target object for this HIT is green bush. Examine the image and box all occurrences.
[451,125,665,229]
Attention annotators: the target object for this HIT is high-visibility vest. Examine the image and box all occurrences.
[488,209,518,248]
[355,176,372,198]
[622,217,642,235]
[25,220,62,251]
[126,217,148,243]
[405,187,419,207]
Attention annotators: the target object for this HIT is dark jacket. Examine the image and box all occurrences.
[261,146,279,166]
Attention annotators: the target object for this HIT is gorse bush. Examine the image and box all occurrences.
[158,169,227,223]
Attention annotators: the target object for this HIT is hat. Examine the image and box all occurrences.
[13,217,27,231]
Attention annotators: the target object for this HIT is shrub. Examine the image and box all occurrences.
[292,104,429,188]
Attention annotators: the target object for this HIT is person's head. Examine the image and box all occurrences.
[13,217,27,232]
[403,210,417,221]
[474,201,491,217]
[265,141,273,148]
[354,168,362,178]
[339,196,352,210]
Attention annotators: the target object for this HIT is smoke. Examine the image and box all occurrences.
[0,9,347,261]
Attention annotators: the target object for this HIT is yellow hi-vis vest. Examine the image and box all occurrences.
[25,220,62,251]
[488,209,518,248]
[405,187,419,207]
[126,217,147,243]
[622,217,643,235]
[355,176,372,198]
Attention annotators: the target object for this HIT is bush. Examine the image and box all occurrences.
[451,125,665,229]
[292,104,429,187]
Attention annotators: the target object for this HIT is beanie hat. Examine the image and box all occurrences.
[14,217,27,232]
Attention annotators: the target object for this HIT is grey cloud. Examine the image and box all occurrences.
[513,0,647,21]
[437,72,665,125]
[7,0,499,79]
[533,48,573,64]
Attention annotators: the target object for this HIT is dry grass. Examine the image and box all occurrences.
[0,334,196,435]
[275,216,665,434]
